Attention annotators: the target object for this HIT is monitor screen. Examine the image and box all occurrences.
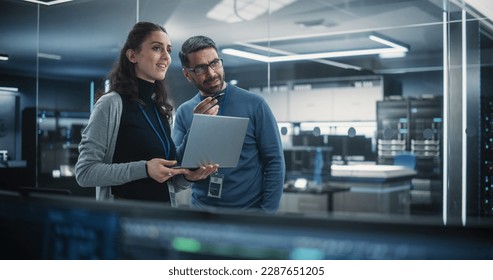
[1,192,493,260]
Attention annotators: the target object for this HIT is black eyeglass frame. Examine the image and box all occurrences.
[186,58,223,75]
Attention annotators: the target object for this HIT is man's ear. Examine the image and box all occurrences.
[182,68,192,82]
[126,49,137,63]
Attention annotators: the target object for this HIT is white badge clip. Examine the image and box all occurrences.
[208,173,224,198]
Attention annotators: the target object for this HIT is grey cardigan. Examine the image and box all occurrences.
[75,91,189,201]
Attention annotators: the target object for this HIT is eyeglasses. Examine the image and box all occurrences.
[186,58,223,75]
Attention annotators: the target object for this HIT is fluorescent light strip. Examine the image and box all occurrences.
[0,55,8,61]
[379,52,406,59]
[270,47,405,62]
[371,35,408,59]
[21,0,74,6]
[223,34,408,63]
[236,42,362,70]
[223,47,406,63]
[38,52,62,60]
[0,87,19,92]
[369,35,409,51]
[375,65,443,74]
[222,48,269,62]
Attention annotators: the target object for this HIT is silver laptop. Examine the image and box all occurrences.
[177,114,249,168]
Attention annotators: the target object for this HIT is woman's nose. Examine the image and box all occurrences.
[162,51,171,61]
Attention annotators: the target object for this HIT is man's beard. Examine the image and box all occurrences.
[198,74,225,96]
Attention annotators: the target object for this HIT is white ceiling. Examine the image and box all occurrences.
[0,0,491,81]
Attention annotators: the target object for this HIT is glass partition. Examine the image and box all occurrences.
[261,0,447,218]
[37,0,138,196]
[477,11,493,220]
[3,0,493,223]
[0,1,38,189]
[445,0,493,224]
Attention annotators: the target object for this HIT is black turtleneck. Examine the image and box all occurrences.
[111,78,176,203]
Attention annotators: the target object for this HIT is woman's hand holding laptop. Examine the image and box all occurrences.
[146,158,218,183]
[182,164,219,182]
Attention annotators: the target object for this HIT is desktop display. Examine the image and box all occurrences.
[0,192,492,260]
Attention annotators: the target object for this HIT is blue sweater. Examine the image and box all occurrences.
[172,84,285,213]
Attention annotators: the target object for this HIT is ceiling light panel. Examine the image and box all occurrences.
[253,33,386,54]
[38,52,62,60]
[222,32,409,63]
[0,87,19,92]
[21,0,74,6]
[207,0,297,23]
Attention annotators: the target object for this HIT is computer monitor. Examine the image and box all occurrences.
[284,147,332,182]
[293,134,373,159]
[1,191,493,260]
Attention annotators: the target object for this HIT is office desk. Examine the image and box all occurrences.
[0,160,26,168]
[330,165,416,215]
[0,161,33,190]
[280,185,349,213]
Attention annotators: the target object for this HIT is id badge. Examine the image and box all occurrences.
[208,173,224,198]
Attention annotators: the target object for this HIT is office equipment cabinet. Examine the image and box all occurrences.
[377,97,442,214]
[481,95,493,215]
[377,97,442,179]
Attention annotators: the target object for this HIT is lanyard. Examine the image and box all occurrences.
[138,103,171,159]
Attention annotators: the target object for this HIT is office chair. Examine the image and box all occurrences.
[393,152,416,170]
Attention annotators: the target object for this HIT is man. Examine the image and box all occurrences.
[172,35,285,213]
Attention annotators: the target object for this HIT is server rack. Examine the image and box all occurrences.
[376,97,443,214]
[480,65,493,216]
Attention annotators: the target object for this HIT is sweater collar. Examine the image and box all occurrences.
[199,84,228,101]
[138,78,155,103]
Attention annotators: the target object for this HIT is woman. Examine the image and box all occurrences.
[75,22,217,203]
